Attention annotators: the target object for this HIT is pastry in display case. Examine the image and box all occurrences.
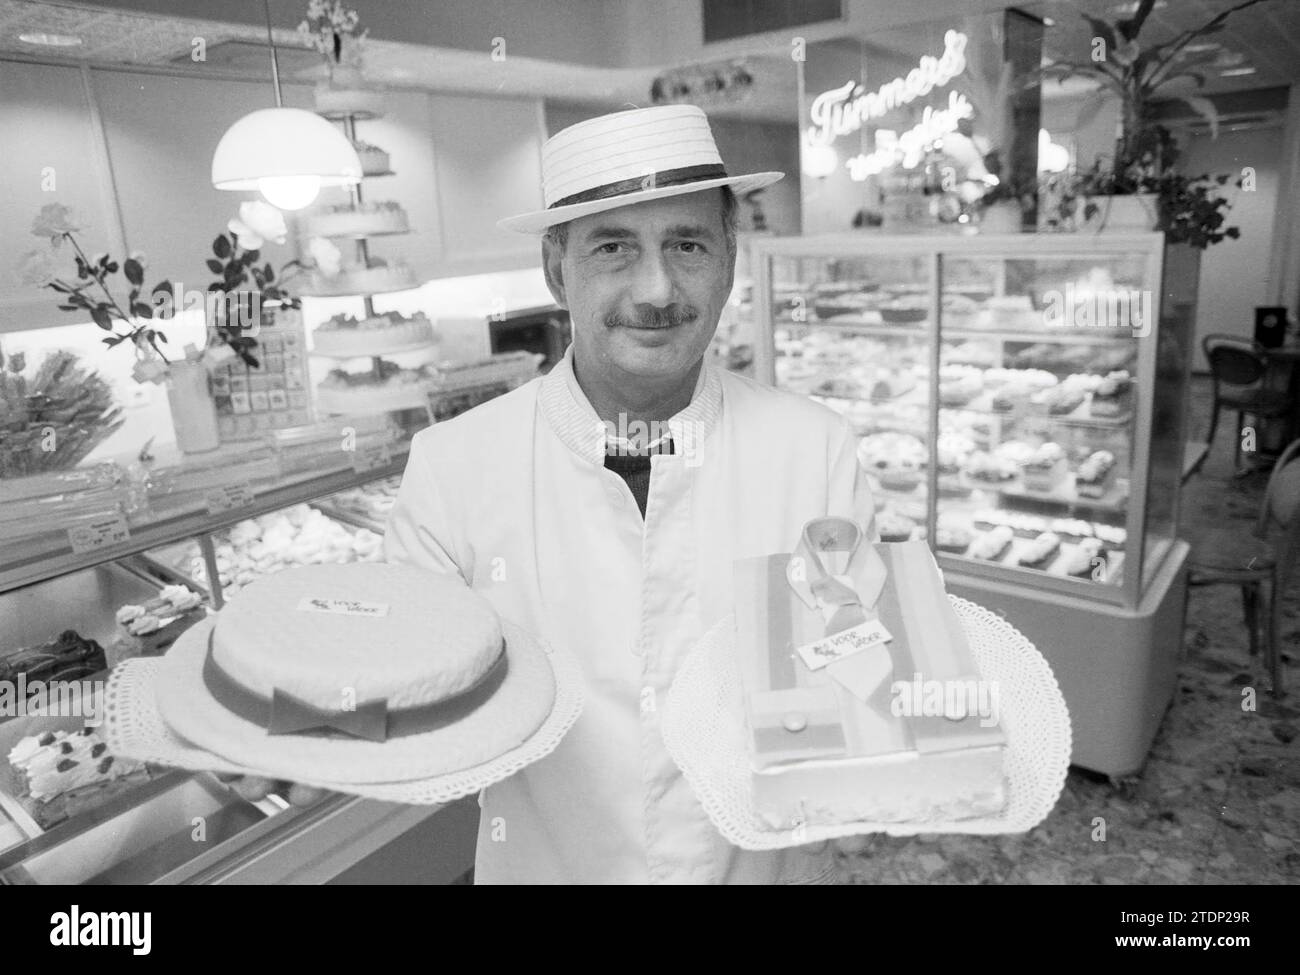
[749,233,1195,777]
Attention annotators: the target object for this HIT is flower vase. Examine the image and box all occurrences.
[166,360,220,454]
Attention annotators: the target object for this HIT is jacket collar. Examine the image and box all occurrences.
[540,343,722,465]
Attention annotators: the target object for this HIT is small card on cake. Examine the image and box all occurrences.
[794,618,892,670]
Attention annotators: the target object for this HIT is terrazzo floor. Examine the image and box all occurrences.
[836,376,1298,885]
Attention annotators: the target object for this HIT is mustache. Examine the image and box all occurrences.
[605,305,699,329]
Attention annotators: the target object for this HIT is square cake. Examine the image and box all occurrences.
[734,538,1006,829]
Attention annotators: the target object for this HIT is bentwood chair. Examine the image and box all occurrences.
[1188,437,1300,695]
[1202,334,1292,472]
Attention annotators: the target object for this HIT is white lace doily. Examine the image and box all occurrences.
[103,641,585,805]
[662,596,1071,850]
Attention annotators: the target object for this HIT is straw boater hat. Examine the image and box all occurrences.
[499,105,784,235]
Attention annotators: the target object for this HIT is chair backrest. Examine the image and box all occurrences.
[1203,333,1267,386]
[1260,438,1300,589]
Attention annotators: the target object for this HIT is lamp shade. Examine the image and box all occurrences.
[211,107,362,190]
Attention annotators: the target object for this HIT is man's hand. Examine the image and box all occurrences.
[215,774,330,807]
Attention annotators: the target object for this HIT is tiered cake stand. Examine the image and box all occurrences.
[305,83,434,416]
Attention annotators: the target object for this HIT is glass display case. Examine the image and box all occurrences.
[749,233,1195,776]
[751,232,1183,609]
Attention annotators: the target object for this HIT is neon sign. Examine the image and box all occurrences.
[806,29,968,148]
[845,91,974,181]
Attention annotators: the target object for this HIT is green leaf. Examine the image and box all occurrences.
[206,259,225,274]
[131,301,154,319]
[123,258,144,286]
[152,279,173,297]
[57,303,79,311]
[90,306,113,331]
[262,263,275,282]
[208,280,227,293]
[102,335,126,347]
[242,249,261,266]
[213,234,232,259]
[105,261,119,274]
[156,332,168,343]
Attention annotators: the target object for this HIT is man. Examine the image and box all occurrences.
[240,105,876,883]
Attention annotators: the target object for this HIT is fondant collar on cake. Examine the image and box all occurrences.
[201,630,508,742]
[787,517,888,634]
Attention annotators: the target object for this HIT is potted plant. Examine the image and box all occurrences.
[1040,0,1270,237]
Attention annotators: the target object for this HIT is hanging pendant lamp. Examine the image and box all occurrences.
[211,0,361,210]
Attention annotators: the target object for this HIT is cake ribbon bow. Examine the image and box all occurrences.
[268,689,389,742]
[786,516,888,634]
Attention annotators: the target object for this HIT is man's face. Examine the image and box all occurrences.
[543,190,735,383]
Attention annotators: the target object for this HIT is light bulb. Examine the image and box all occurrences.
[258,175,321,210]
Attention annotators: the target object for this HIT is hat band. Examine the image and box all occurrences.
[549,163,728,210]
[202,629,508,742]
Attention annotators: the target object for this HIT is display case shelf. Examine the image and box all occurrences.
[0,452,406,595]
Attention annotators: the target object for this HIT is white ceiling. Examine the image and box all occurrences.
[0,0,800,120]
[1,0,1297,124]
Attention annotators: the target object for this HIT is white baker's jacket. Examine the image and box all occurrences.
[384,346,876,884]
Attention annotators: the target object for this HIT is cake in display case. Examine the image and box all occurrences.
[749,233,1194,776]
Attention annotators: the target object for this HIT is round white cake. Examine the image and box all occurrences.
[212,563,502,712]
[313,311,435,357]
[302,202,409,239]
[306,262,418,297]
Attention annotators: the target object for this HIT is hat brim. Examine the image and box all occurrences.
[498,171,784,235]
[152,616,556,784]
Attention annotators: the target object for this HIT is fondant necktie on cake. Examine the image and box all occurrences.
[786,517,892,698]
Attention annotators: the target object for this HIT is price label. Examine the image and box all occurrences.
[351,443,392,474]
[67,514,131,554]
[204,483,254,515]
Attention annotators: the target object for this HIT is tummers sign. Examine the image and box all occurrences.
[805,29,968,148]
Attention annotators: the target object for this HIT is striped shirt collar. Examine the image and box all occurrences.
[540,343,722,465]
